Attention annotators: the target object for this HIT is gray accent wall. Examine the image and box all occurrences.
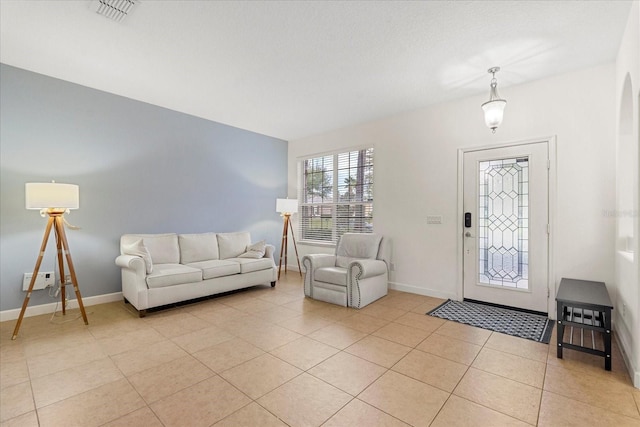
[0,64,288,312]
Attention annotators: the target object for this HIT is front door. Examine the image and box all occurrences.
[462,142,550,313]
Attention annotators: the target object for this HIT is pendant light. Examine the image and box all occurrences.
[481,67,506,133]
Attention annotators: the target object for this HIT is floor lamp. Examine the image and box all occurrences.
[276,198,302,279]
[12,182,88,340]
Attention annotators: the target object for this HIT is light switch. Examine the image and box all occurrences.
[427,215,442,224]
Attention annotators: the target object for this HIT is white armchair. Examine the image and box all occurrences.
[302,233,388,309]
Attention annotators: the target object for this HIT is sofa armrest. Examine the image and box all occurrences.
[348,259,387,279]
[115,254,145,271]
[115,254,149,311]
[264,244,275,260]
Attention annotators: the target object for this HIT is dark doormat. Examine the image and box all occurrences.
[427,299,554,344]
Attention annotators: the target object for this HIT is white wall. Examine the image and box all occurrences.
[288,64,616,309]
[615,0,639,388]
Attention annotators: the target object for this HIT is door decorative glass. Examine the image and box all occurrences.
[478,157,529,289]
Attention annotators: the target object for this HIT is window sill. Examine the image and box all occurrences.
[617,250,634,262]
[299,241,336,248]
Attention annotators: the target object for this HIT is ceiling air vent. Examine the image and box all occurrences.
[93,0,137,22]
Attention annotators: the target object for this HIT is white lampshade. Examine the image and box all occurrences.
[276,198,298,214]
[25,182,79,210]
[482,99,506,131]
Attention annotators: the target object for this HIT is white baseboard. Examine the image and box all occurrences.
[285,265,457,302]
[615,313,640,389]
[0,292,123,322]
[281,264,302,273]
[388,281,457,301]
[285,266,456,301]
[620,341,640,388]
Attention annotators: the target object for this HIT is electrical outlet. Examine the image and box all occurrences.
[389,262,396,271]
[22,272,55,291]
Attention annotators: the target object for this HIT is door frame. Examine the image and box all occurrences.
[456,136,557,317]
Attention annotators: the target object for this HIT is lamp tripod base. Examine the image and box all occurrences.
[278,213,302,280]
[12,212,88,340]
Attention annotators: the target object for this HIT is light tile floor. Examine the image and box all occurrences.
[1,275,639,426]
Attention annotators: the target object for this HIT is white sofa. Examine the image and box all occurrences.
[115,231,277,316]
[302,233,389,309]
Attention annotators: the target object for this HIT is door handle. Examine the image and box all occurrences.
[465,231,473,238]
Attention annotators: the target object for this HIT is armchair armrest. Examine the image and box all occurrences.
[348,259,387,279]
[301,254,336,298]
[301,254,336,272]
[347,258,388,309]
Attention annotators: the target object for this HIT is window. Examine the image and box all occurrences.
[299,147,374,243]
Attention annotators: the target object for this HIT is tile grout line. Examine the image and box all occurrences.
[3,279,636,426]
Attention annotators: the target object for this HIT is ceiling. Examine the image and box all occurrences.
[0,0,632,141]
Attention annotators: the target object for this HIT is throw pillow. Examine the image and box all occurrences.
[238,240,266,259]
[122,238,153,274]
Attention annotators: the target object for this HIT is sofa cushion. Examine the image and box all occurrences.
[186,260,241,279]
[121,238,153,274]
[145,263,202,289]
[336,233,382,268]
[226,258,274,274]
[122,233,180,264]
[315,266,347,286]
[218,232,251,259]
[179,233,219,264]
[238,240,266,259]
